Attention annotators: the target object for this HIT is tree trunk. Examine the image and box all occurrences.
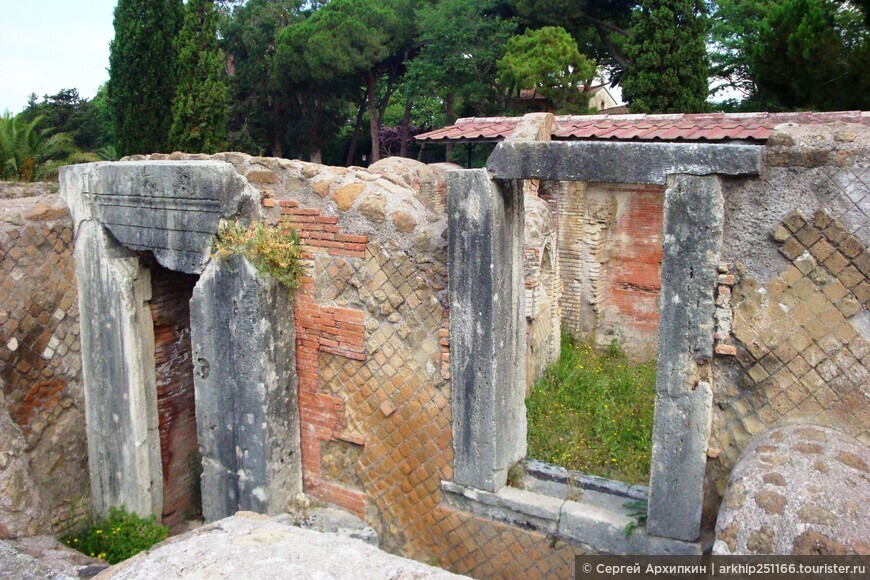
[399,95,413,158]
[346,96,367,166]
[377,74,397,131]
[366,70,380,163]
[309,148,322,164]
[445,92,455,160]
[272,131,283,159]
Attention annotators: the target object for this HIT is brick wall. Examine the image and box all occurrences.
[147,263,200,529]
[555,181,663,358]
[280,199,370,518]
[208,154,579,578]
[0,196,88,534]
[599,184,663,358]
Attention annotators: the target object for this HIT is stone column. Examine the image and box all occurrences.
[647,175,723,541]
[191,255,301,521]
[74,220,163,519]
[448,169,526,492]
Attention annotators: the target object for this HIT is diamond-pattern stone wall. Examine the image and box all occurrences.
[0,197,88,535]
[711,210,870,480]
[707,123,870,528]
[166,153,581,578]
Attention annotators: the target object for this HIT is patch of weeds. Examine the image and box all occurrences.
[623,499,648,536]
[62,507,168,564]
[214,220,303,289]
[526,334,655,484]
[507,461,526,489]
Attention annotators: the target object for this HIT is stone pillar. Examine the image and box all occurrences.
[74,220,163,518]
[448,169,526,492]
[647,175,723,541]
[191,255,301,521]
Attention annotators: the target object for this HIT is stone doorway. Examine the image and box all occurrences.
[60,161,302,524]
[146,259,201,529]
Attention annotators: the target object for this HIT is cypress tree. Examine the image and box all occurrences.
[621,0,710,113]
[108,0,183,156]
[169,0,228,153]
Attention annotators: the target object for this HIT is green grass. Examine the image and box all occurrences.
[62,508,168,564]
[526,334,656,484]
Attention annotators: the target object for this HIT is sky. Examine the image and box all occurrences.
[0,0,116,114]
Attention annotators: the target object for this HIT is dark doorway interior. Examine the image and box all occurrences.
[146,259,201,529]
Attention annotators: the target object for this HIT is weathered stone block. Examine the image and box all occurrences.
[487,141,762,184]
[73,221,162,519]
[191,255,301,521]
[647,175,723,542]
[448,170,526,492]
[61,161,260,274]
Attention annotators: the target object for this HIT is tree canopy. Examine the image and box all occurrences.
[406,0,517,118]
[169,0,228,153]
[498,26,597,114]
[108,0,183,156]
[9,0,870,175]
[711,0,870,111]
[621,0,710,113]
[510,0,635,74]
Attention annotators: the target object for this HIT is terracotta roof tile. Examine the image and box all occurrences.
[415,111,870,143]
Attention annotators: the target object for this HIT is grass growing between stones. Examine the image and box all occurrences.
[62,507,168,564]
[526,334,656,484]
[214,220,303,289]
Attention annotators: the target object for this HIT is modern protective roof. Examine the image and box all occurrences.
[415,111,870,144]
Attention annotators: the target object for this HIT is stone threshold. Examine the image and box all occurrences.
[522,459,649,503]
[442,461,707,556]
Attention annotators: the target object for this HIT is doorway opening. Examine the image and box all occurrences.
[145,257,201,530]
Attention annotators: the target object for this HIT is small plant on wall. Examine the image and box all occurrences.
[62,507,168,564]
[214,220,304,290]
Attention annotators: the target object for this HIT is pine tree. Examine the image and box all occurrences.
[108,0,183,156]
[169,0,228,153]
[621,0,710,113]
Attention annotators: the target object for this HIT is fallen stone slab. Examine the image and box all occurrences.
[0,540,70,580]
[96,512,466,579]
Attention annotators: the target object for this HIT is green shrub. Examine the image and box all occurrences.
[214,220,303,290]
[62,507,168,564]
[526,334,656,484]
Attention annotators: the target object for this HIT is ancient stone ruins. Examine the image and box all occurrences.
[1,111,868,576]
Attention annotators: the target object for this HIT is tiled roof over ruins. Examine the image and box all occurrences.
[415,111,870,143]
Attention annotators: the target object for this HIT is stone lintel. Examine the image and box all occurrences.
[647,175,723,541]
[487,141,762,184]
[447,169,527,492]
[191,255,301,522]
[61,161,260,274]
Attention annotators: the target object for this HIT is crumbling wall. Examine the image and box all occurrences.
[0,191,88,536]
[524,189,560,386]
[552,180,663,358]
[706,123,870,526]
[127,152,578,577]
[13,124,864,570]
